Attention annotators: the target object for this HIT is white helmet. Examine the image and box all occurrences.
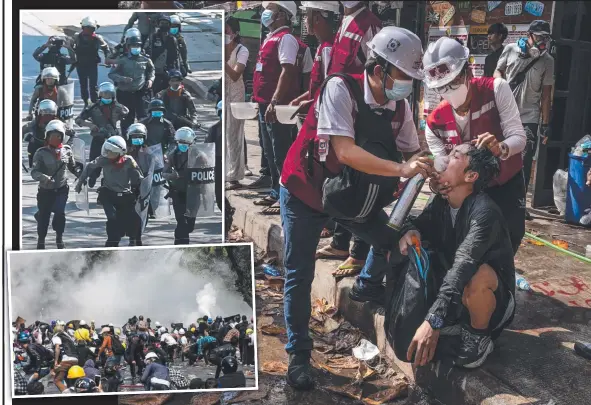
[101,136,127,158]
[155,321,161,327]
[124,28,141,41]
[170,14,181,25]
[422,36,470,89]
[262,1,298,18]
[159,327,166,334]
[179,329,185,335]
[174,127,196,143]
[41,67,60,81]
[145,352,158,361]
[45,120,66,138]
[38,99,58,116]
[367,26,424,80]
[79,320,87,326]
[56,320,66,326]
[101,327,111,334]
[81,17,98,28]
[173,329,178,334]
[300,1,340,13]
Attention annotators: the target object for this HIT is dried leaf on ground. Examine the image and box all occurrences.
[120,394,173,405]
[552,239,569,249]
[362,378,409,404]
[310,317,340,335]
[325,384,363,400]
[190,393,223,405]
[312,298,338,318]
[260,324,287,336]
[259,289,284,300]
[257,316,274,327]
[227,228,244,241]
[226,384,270,403]
[355,362,376,382]
[261,360,288,373]
[327,355,360,369]
[525,238,545,246]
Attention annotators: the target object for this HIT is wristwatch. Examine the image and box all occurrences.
[499,142,509,160]
[426,313,444,329]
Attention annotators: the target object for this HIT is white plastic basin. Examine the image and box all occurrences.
[230,102,259,120]
[275,105,299,125]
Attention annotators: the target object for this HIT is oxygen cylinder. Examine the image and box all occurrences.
[387,174,426,231]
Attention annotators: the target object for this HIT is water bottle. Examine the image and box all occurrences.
[262,264,282,278]
[515,274,531,291]
[387,174,426,231]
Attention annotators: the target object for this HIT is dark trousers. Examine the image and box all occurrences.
[215,156,222,211]
[117,89,148,138]
[258,104,294,199]
[244,137,248,166]
[141,34,149,47]
[522,123,539,193]
[171,190,196,244]
[258,121,269,175]
[127,353,144,378]
[77,63,99,103]
[485,170,526,254]
[27,138,44,168]
[88,135,106,183]
[331,224,370,260]
[98,188,137,247]
[153,73,169,94]
[36,185,68,241]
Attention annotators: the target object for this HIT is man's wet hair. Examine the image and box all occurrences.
[190,378,204,389]
[465,147,501,192]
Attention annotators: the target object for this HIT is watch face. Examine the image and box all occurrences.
[430,315,444,329]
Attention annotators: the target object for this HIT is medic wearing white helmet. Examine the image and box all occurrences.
[423,36,526,254]
[76,135,144,247]
[326,1,382,76]
[290,1,340,108]
[279,26,433,391]
[251,1,309,213]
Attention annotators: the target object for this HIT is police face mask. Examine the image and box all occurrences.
[152,111,163,118]
[130,47,141,56]
[101,98,112,105]
[170,27,179,35]
[178,143,189,153]
[261,10,276,28]
[131,137,144,146]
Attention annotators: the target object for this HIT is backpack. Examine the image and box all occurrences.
[111,335,125,355]
[31,343,54,362]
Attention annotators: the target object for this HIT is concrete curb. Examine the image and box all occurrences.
[227,191,530,405]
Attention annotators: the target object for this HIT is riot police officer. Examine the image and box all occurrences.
[127,123,156,246]
[156,69,197,130]
[28,67,60,120]
[24,100,58,168]
[72,17,111,107]
[108,35,155,138]
[123,11,160,46]
[144,14,180,93]
[32,36,76,86]
[139,99,176,152]
[163,127,197,245]
[169,14,191,77]
[107,28,145,65]
[76,136,144,247]
[30,120,81,250]
[75,82,129,188]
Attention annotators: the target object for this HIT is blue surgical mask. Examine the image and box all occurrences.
[152,111,163,118]
[178,144,189,153]
[101,98,112,105]
[384,78,413,101]
[130,47,141,56]
[131,138,144,146]
[170,27,179,35]
[261,10,275,28]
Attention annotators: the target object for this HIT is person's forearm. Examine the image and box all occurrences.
[224,62,242,82]
[541,88,552,124]
[272,66,294,104]
[292,91,310,105]
[337,142,403,177]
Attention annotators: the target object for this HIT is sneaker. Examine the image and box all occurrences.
[56,235,64,249]
[455,326,494,369]
[247,175,272,189]
[245,167,254,176]
[286,351,314,391]
[348,281,385,306]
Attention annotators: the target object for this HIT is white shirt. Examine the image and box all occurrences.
[302,47,313,74]
[51,335,78,362]
[161,333,177,346]
[235,44,249,66]
[316,45,332,81]
[180,336,188,345]
[336,6,379,64]
[266,26,299,65]
[316,73,420,153]
[425,78,526,159]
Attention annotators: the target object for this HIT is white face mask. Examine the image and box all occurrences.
[225,34,232,45]
[440,77,469,109]
[341,1,361,8]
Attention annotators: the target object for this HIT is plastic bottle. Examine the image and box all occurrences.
[262,264,282,278]
[515,274,531,291]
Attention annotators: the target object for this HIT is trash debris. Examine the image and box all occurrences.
[353,339,380,361]
[311,298,338,319]
[227,228,244,242]
[190,393,223,405]
[317,355,360,373]
[262,251,279,265]
[553,169,568,215]
[313,321,362,354]
[355,361,376,382]
[261,360,288,373]
[260,324,287,336]
[262,303,281,311]
[552,239,569,250]
[257,316,275,327]
[516,274,532,291]
[120,394,173,405]
[362,377,409,404]
[226,384,270,403]
[262,264,282,277]
[310,316,340,334]
[325,383,363,400]
[525,238,545,246]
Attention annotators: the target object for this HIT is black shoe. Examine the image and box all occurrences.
[37,241,46,250]
[247,175,272,189]
[56,235,64,249]
[88,177,96,189]
[286,351,314,391]
[348,282,385,306]
[455,326,494,369]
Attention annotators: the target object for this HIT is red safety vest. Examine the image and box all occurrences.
[426,77,523,186]
[308,39,333,99]
[252,27,308,104]
[327,7,382,76]
[281,73,405,212]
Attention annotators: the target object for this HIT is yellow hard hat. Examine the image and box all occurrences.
[246,328,253,335]
[68,324,74,329]
[115,328,121,336]
[191,327,196,332]
[67,365,85,379]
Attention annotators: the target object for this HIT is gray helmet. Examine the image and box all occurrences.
[124,28,141,41]
[98,82,116,99]
[38,99,58,116]
[127,123,148,139]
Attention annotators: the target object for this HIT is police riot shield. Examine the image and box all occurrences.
[147,144,172,218]
[186,143,216,218]
[57,79,75,127]
[72,138,90,215]
[134,149,157,233]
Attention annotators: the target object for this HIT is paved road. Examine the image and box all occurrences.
[20,11,223,249]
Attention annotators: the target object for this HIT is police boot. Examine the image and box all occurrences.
[37,239,46,250]
[56,234,65,249]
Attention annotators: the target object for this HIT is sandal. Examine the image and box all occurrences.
[332,257,366,278]
[315,245,349,260]
[253,195,277,206]
[261,202,281,215]
[225,181,243,191]
[320,227,333,238]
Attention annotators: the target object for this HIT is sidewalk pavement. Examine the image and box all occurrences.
[227,119,591,404]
